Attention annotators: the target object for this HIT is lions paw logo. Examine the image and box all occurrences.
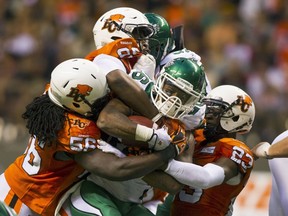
[236,95,253,112]
[109,14,125,22]
[66,84,93,102]
[102,14,125,32]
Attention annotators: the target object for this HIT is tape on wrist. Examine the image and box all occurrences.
[135,124,154,142]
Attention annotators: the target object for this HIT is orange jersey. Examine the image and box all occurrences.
[4,113,101,215]
[171,129,254,216]
[85,38,141,73]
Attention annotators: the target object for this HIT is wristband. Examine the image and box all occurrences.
[135,124,154,142]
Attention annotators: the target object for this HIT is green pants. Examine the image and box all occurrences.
[0,201,17,216]
[156,194,174,216]
[68,180,154,216]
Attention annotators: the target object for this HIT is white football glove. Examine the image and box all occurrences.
[133,54,156,81]
[252,142,271,159]
[97,139,126,158]
[147,127,172,151]
[179,105,206,130]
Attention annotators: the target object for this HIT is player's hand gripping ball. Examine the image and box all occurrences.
[160,117,188,155]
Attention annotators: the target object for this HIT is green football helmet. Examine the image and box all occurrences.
[151,57,206,119]
[144,13,175,66]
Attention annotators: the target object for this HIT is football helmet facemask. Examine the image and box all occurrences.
[151,57,206,119]
[48,58,109,117]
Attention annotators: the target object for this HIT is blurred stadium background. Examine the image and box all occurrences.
[0,0,287,215]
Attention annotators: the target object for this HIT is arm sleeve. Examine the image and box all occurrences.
[165,159,225,189]
[92,54,127,76]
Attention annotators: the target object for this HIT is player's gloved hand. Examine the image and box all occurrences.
[163,118,188,155]
[135,124,171,151]
[147,127,172,151]
[179,105,206,130]
[251,142,271,159]
[133,54,156,81]
[97,139,126,158]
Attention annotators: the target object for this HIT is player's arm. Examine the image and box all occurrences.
[163,157,239,189]
[74,144,176,181]
[142,170,183,194]
[252,137,288,159]
[97,98,172,151]
[106,69,158,119]
[97,98,134,139]
[93,54,158,119]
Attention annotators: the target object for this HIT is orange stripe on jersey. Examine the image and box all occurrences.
[4,190,21,214]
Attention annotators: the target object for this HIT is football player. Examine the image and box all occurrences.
[157,85,256,216]
[83,7,180,151]
[252,132,288,215]
[0,59,178,216]
[58,57,207,216]
[144,13,212,130]
[86,7,158,120]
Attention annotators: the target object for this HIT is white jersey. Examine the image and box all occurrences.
[87,175,154,203]
[92,54,127,76]
[268,130,288,216]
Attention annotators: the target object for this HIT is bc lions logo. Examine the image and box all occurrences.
[109,14,125,22]
[236,95,253,112]
[102,14,125,32]
[66,84,93,102]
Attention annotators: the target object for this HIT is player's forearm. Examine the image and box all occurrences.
[269,137,288,158]
[106,145,176,181]
[142,170,183,194]
[97,98,138,140]
[252,137,288,159]
[106,70,158,119]
[164,159,225,189]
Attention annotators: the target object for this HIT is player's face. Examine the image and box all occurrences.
[205,106,222,127]
[162,82,190,104]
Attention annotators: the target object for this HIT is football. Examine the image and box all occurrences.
[121,115,156,148]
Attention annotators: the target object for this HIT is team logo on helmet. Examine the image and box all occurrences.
[102,14,125,32]
[66,84,93,102]
[109,14,125,22]
[236,95,253,112]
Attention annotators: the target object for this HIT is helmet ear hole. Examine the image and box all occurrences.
[73,103,80,108]
[232,115,239,122]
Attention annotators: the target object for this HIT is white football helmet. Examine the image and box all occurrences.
[48,58,109,117]
[202,85,255,134]
[93,7,156,50]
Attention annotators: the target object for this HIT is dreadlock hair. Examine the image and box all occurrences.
[22,93,66,144]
